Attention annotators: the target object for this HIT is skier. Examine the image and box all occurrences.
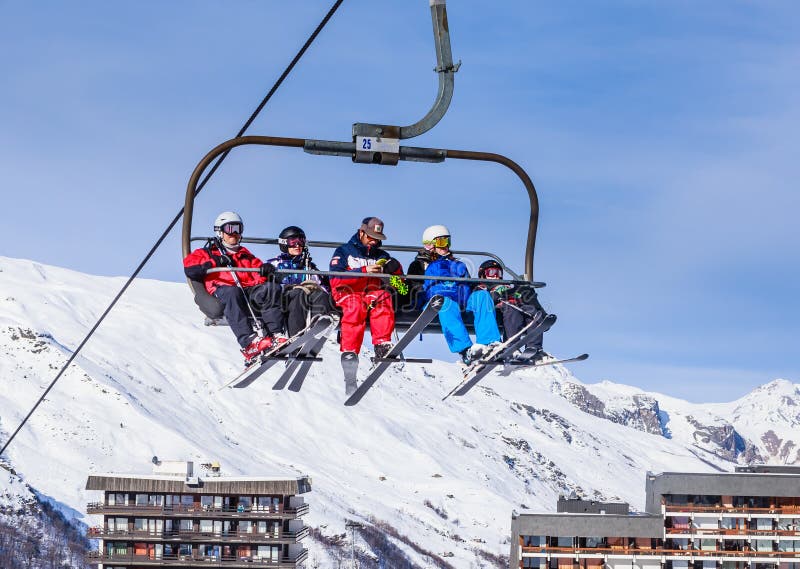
[478,259,548,363]
[182,211,280,364]
[329,217,403,394]
[264,225,336,336]
[408,225,501,365]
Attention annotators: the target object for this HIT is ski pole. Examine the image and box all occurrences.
[498,298,538,319]
[213,238,266,339]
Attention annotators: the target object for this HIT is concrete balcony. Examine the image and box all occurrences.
[87,526,309,543]
[86,549,308,568]
[86,502,309,519]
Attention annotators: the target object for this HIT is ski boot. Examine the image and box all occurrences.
[241,336,274,366]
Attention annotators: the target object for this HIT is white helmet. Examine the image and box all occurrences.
[214,211,243,235]
[422,224,451,244]
[214,211,244,250]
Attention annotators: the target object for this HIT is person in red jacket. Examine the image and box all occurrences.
[183,211,279,364]
[329,217,403,394]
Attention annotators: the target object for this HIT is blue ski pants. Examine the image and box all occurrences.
[434,289,502,353]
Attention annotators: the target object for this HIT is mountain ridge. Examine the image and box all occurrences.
[0,255,796,567]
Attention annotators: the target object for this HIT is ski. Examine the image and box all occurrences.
[497,352,589,375]
[443,313,557,400]
[281,335,328,392]
[222,315,333,390]
[344,295,445,406]
[271,318,336,391]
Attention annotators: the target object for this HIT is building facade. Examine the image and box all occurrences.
[511,467,800,569]
[85,461,311,568]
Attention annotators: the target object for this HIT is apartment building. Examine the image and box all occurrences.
[511,466,800,569]
[85,460,311,568]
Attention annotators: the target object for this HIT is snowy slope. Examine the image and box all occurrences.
[0,256,794,566]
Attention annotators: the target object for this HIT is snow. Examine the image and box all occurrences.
[0,255,796,565]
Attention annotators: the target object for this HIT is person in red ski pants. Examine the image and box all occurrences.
[329,217,403,394]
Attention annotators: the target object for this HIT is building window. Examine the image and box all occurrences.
[178,543,192,557]
[523,558,546,568]
[584,537,604,548]
[523,535,545,547]
[179,519,193,532]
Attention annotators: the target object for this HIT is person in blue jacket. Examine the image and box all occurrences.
[407,224,501,365]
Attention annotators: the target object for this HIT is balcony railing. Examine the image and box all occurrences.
[520,546,800,559]
[665,505,800,515]
[86,549,308,567]
[665,527,799,536]
[86,502,309,518]
[86,526,309,542]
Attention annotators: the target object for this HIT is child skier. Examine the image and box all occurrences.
[478,259,548,363]
[264,225,336,337]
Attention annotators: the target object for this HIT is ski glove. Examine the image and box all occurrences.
[381,258,401,274]
[259,264,276,278]
[214,253,233,267]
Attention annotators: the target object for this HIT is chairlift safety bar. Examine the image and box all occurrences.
[204,267,545,288]
[191,236,524,281]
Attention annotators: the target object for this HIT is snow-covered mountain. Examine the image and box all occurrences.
[0,256,796,567]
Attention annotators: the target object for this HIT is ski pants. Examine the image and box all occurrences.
[436,289,502,354]
[213,283,282,348]
[499,288,545,350]
[279,286,336,336]
[335,288,394,353]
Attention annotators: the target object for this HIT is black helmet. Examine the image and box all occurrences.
[278,226,306,253]
[478,259,503,279]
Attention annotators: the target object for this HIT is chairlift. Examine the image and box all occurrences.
[181,1,558,385]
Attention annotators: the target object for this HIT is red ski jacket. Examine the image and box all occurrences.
[183,244,266,294]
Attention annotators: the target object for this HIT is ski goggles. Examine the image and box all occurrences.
[279,236,306,248]
[219,222,243,235]
[424,235,451,248]
[483,266,503,279]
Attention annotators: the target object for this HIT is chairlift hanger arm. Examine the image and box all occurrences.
[181,136,539,283]
[352,0,459,142]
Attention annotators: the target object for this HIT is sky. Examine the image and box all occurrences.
[1,0,798,403]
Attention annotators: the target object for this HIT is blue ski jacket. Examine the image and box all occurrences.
[265,252,328,291]
[423,255,471,307]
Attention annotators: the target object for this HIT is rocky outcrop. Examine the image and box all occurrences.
[556,382,664,436]
[685,416,764,463]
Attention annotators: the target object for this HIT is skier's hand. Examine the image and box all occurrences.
[259,264,276,279]
[214,253,232,267]
[364,264,382,274]
[381,258,401,274]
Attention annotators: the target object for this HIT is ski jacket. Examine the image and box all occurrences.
[329,233,400,300]
[422,253,471,307]
[265,252,329,292]
[183,243,266,294]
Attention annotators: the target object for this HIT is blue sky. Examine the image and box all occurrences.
[2,1,798,402]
